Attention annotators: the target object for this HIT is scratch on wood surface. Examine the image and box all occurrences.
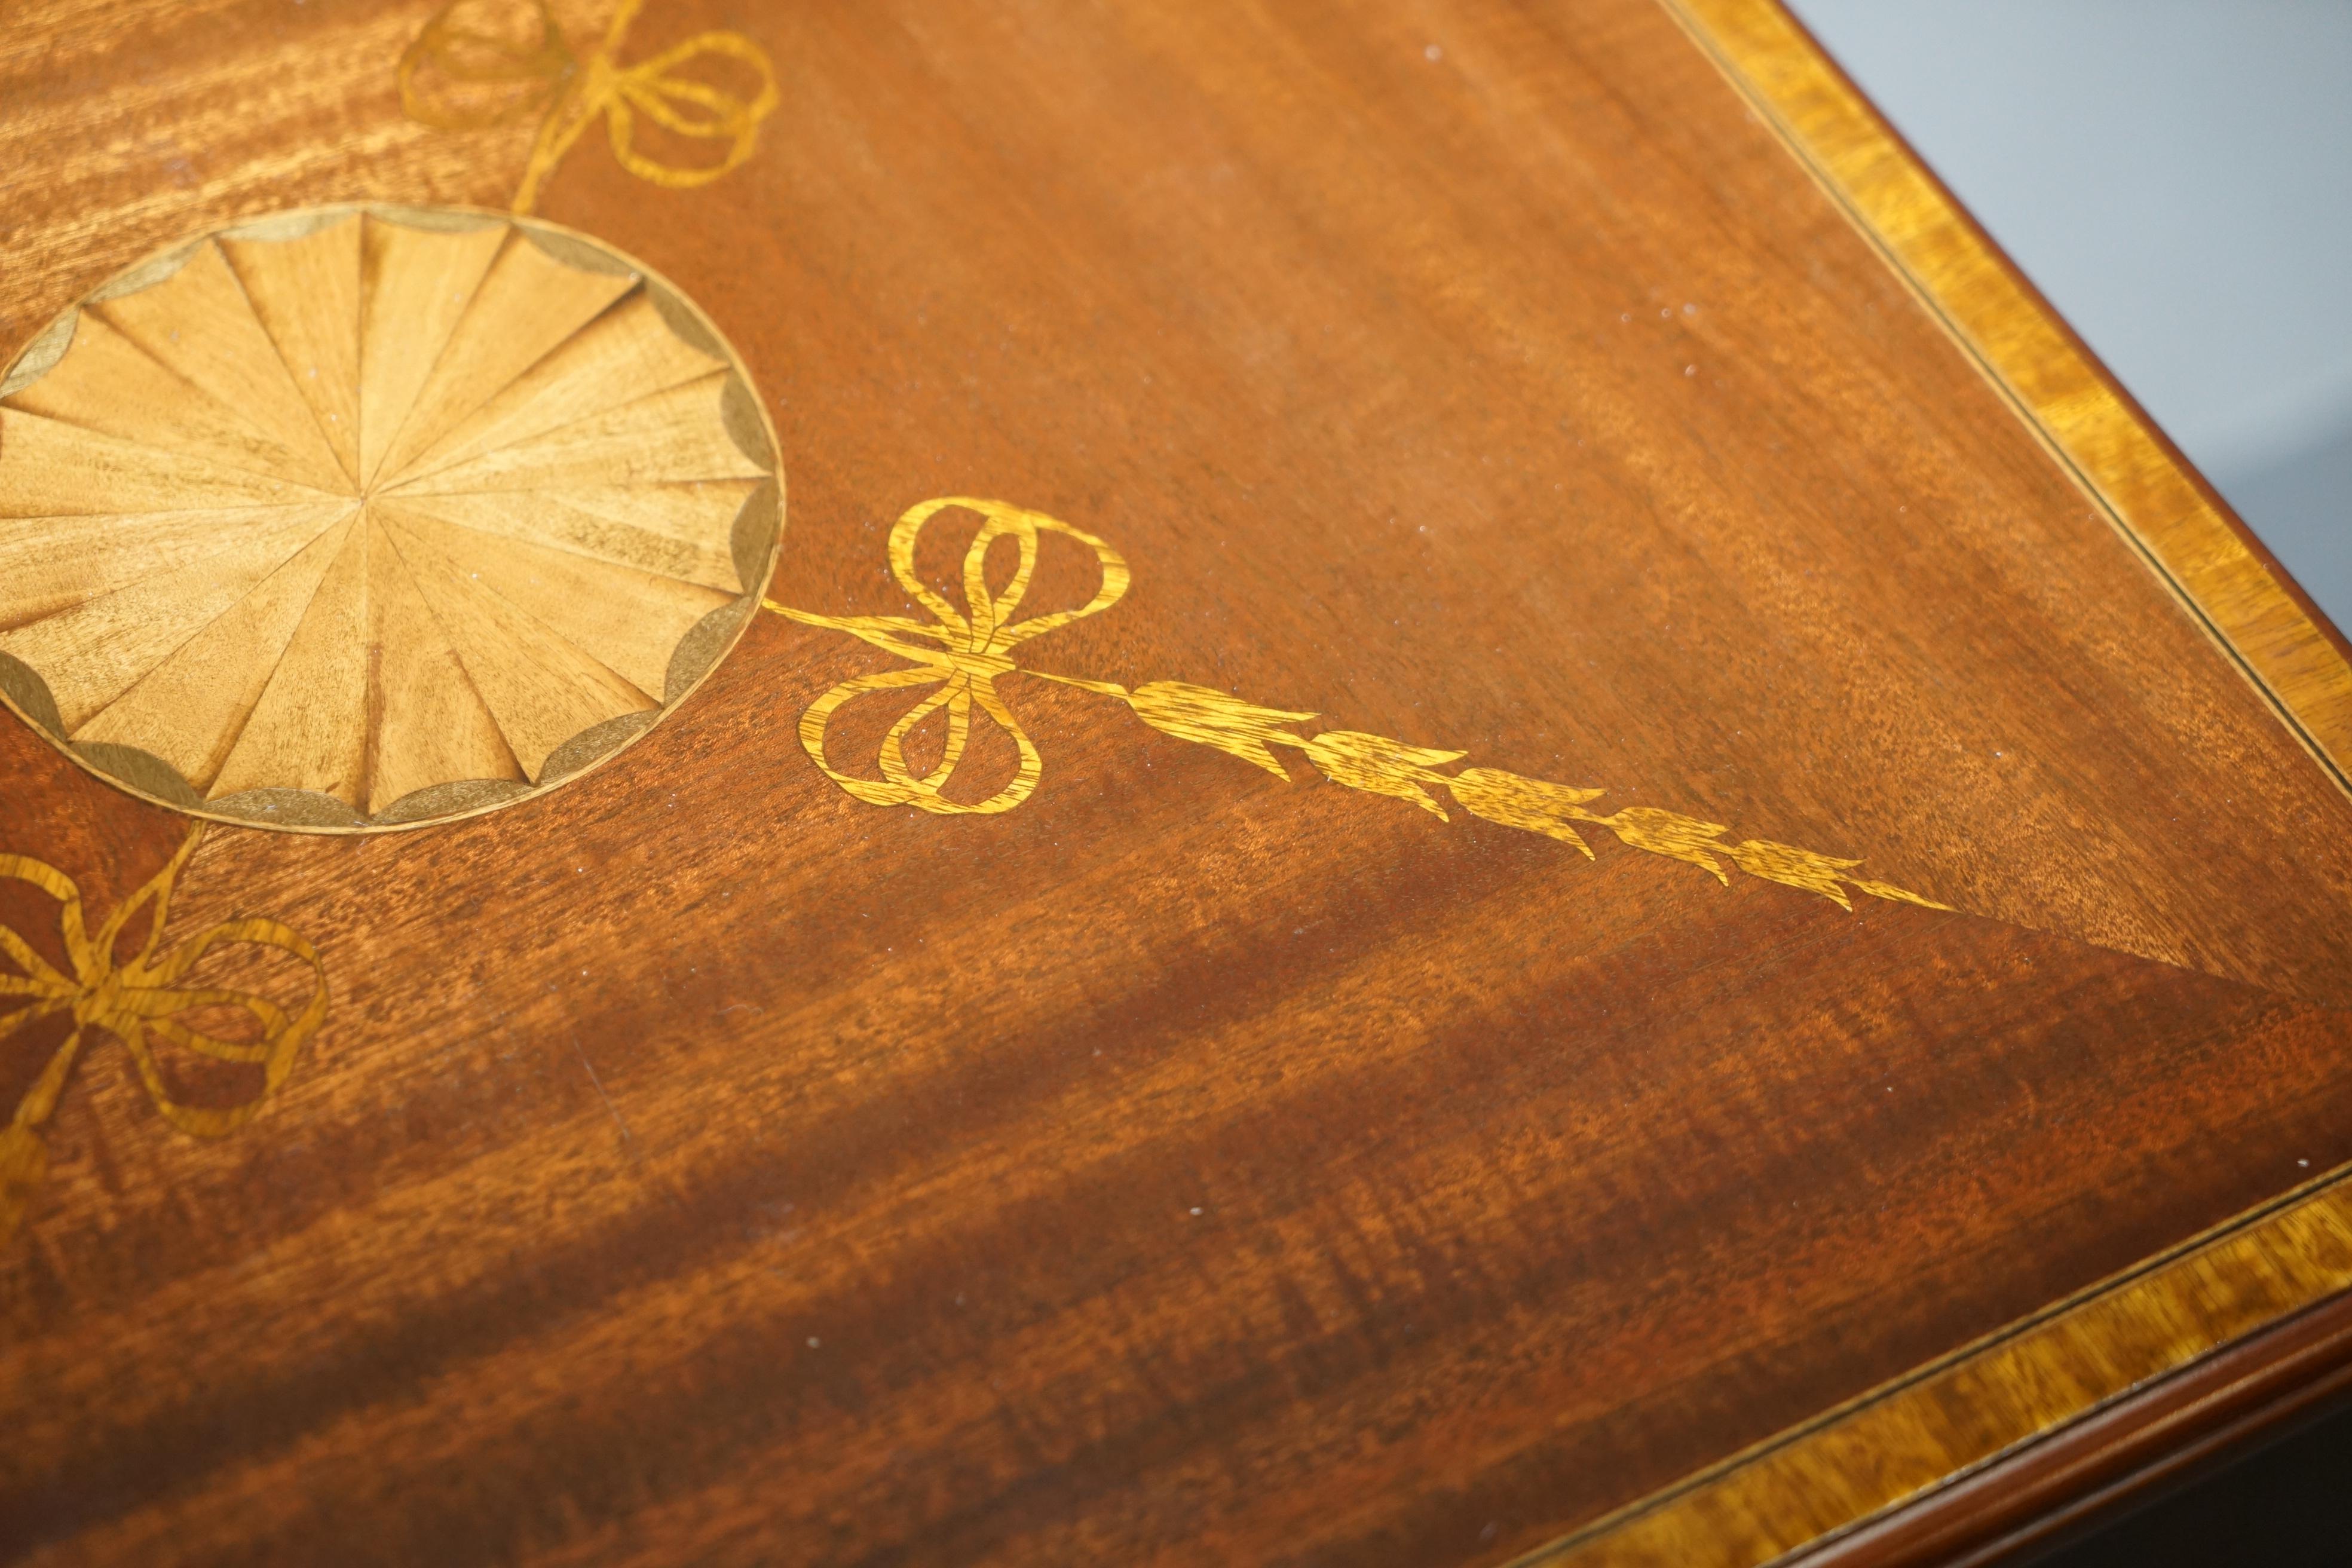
[572,1034,629,1144]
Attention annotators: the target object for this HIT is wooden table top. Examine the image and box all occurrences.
[2,2,2348,1564]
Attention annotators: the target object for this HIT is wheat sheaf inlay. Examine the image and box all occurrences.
[0,205,782,831]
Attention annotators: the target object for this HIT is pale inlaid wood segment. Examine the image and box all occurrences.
[207,516,372,805]
[0,505,327,632]
[0,409,330,517]
[220,215,365,485]
[386,527,657,782]
[90,243,350,494]
[75,516,358,791]
[355,216,506,490]
[371,235,638,486]
[393,485,752,594]
[0,503,351,729]
[0,205,779,831]
[379,503,733,697]
[360,514,525,814]
[2,313,335,489]
[395,373,769,495]
[397,295,730,486]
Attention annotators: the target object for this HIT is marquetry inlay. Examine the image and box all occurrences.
[0,205,781,831]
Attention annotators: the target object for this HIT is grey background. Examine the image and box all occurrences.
[1786,0,2352,632]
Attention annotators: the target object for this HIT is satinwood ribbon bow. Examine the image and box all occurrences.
[400,0,780,214]
[766,498,1131,815]
[765,498,1950,914]
[0,829,327,1241]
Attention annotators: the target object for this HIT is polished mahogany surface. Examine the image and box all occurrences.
[2,2,2348,1564]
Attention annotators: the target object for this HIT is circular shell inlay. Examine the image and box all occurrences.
[0,204,782,832]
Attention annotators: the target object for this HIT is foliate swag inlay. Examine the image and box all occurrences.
[767,498,1947,914]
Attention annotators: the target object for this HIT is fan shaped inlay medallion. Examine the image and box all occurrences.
[0,204,781,831]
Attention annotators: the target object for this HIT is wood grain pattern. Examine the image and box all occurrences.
[0,206,781,829]
[0,504,351,730]
[361,515,529,813]
[409,295,741,483]
[75,517,363,791]
[372,232,638,484]
[2,2,2351,1566]
[1519,1171,2352,1567]
[220,215,368,482]
[1503,7,2352,1560]
[0,505,332,632]
[355,217,509,488]
[1662,0,2352,792]
[2,311,338,491]
[1808,1289,2352,1566]
[207,517,375,805]
[0,409,327,516]
[384,503,731,696]
[91,244,353,494]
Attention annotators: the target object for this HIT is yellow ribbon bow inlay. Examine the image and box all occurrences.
[401,0,780,215]
[0,829,328,1242]
[767,497,1131,816]
[766,498,1950,913]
